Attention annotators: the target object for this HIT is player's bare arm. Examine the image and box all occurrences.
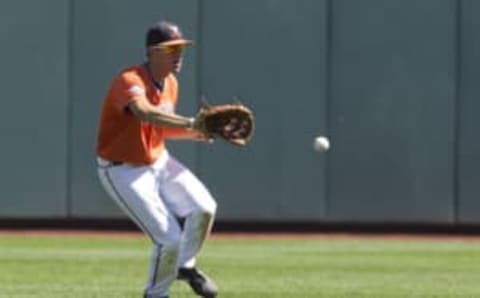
[128,97,212,142]
[127,96,194,129]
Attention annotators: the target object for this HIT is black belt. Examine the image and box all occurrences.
[111,161,123,166]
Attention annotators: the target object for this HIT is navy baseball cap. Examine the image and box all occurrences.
[145,21,193,47]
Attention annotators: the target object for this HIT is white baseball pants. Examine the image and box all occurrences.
[97,151,217,297]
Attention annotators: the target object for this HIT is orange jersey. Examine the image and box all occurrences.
[96,64,188,165]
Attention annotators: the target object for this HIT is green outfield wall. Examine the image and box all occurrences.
[0,0,479,224]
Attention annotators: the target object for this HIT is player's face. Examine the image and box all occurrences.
[150,44,186,73]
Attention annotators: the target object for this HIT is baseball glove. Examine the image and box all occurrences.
[194,103,255,146]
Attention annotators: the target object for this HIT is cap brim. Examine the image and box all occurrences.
[157,39,193,46]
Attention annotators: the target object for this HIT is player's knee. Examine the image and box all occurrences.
[195,206,216,223]
[197,196,217,217]
[151,224,182,249]
[191,208,216,231]
[158,232,181,252]
[205,199,217,217]
[203,209,215,221]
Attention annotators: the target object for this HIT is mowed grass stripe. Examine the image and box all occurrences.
[0,234,479,297]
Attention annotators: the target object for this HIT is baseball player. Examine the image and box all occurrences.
[96,20,218,298]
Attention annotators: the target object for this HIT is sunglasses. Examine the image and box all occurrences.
[152,44,187,55]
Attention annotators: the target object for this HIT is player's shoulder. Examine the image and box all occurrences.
[119,64,145,80]
[113,64,147,86]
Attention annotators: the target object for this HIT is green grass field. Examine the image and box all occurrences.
[0,233,479,298]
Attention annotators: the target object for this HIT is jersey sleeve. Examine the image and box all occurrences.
[111,71,147,112]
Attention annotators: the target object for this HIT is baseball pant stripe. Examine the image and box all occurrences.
[148,245,162,291]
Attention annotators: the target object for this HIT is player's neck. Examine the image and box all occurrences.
[145,61,169,86]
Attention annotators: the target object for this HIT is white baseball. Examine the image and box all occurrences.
[313,136,330,152]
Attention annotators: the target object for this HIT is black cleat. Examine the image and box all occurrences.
[178,267,218,297]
